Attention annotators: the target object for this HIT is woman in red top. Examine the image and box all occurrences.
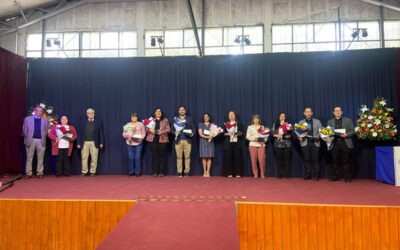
[48,116,77,177]
[145,107,171,177]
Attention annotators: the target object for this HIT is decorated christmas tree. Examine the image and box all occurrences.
[355,97,397,141]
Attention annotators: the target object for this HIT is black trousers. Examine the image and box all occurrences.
[150,141,167,175]
[274,147,292,178]
[331,140,351,180]
[55,149,70,177]
[223,142,243,176]
[301,143,320,178]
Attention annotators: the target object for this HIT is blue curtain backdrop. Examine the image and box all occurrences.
[26,48,398,178]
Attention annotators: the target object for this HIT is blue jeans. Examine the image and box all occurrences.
[127,143,143,175]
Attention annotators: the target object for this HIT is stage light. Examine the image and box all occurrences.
[243,37,251,45]
[46,39,51,47]
[151,37,156,47]
[157,37,164,44]
[234,36,241,44]
[54,39,61,46]
[361,28,368,38]
[351,29,360,39]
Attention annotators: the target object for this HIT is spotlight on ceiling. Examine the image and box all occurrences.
[243,37,251,45]
[234,36,241,44]
[351,29,360,39]
[361,28,368,38]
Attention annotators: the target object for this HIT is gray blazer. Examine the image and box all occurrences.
[297,118,323,147]
[23,116,49,147]
[327,117,355,149]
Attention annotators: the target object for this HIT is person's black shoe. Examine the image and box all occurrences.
[303,176,311,180]
[136,173,142,177]
[330,177,338,181]
[313,177,319,181]
[184,173,190,178]
[56,175,62,178]
[80,173,86,177]
[152,173,158,177]
[176,173,183,177]
[158,173,164,177]
[345,179,351,183]
[90,173,96,177]
[129,173,134,176]
[64,175,70,177]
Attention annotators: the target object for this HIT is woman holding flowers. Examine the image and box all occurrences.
[198,113,221,177]
[271,112,293,178]
[246,114,268,178]
[223,110,244,178]
[122,113,146,177]
[145,107,170,177]
[48,115,77,177]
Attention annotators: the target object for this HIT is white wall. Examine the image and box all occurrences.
[1,0,399,56]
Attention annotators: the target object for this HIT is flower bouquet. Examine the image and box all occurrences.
[174,117,187,140]
[278,122,292,140]
[319,126,334,150]
[143,117,156,130]
[257,125,270,142]
[55,125,72,140]
[123,123,137,142]
[208,124,224,142]
[294,123,311,138]
[355,97,397,141]
[225,121,238,142]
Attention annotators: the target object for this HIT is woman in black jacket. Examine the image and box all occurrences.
[223,110,244,178]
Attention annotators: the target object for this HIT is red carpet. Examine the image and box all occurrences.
[1,176,399,249]
[97,201,239,250]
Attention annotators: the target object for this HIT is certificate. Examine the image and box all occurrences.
[203,130,210,136]
[132,134,141,141]
[183,129,193,135]
[334,129,346,134]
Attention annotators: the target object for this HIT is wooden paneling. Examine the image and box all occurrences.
[0,199,134,250]
[236,202,400,250]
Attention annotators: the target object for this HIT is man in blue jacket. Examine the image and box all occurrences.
[172,106,196,177]
[77,108,104,177]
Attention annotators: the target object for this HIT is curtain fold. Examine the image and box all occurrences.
[0,47,27,174]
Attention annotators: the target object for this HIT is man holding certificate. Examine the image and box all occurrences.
[327,106,355,182]
[297,108,323,181]
[173,106,196,177]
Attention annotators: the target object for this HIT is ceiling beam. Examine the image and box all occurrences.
[359,0,400,12]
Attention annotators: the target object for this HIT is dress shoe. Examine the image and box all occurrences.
[184,173,190,178]
[136,173,142,177]
[303,176,311,180]
[37,174,44,179]
[158,173,164,177]
[313,177,319,181]
[345,179,351,183]
[24,175,32,179]
[330,177,338,181]
[90,173,96,177]
[176,173,183,177]
[152,173,158,177]
[80,173,86,177]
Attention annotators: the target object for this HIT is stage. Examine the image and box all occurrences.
[1,175,400,250]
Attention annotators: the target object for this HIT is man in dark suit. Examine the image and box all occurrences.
[172,106,196,177]
[327,106,355,182]
[22,105,49,179]
[77,108,104,177]
[297,107,323,181]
